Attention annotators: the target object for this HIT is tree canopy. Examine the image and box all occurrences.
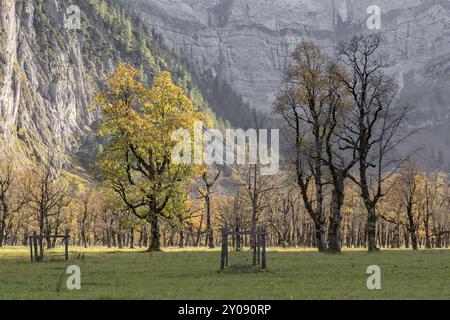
[95,63,202,251]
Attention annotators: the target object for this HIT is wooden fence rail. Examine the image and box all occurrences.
[29,230,70,262]
[220,227,267,270]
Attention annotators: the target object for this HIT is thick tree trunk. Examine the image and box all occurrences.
[178,229,184,248]
[315,216,327,253]
[328,175,344,253]
[129,227,135,249]
[424,217,431,249]
[205,195,214,248]
[328,204,342,253]
[148,216,161,252]
[408,226,418,250]
[410,229,418,250]
[406,206,418,250]
[0,221,4,247]
[367,206,378,253]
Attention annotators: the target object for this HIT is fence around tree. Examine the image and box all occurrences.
[220,227,267,271]
[29,230,70,262]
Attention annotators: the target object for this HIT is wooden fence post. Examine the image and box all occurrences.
[32,232,38,262]
[252,230,257,266]
[64,229,69,261]
[220,227,227,270]
[261,229,267,270]
[257,229,261,267]
[29,236,34,262]
[39,234,44,262]
[225,228,229,267]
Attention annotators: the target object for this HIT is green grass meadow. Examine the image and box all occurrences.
[0,247,449,300]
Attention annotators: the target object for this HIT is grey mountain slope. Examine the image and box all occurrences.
[0,0,222,169]
[124,0,450,169]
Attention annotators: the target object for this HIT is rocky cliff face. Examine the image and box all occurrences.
[2,0,449,169]
[124,0,450,168]
[0,0,218,168]
[0,0,100,164]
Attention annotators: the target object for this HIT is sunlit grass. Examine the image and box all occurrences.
[0,246,449,300]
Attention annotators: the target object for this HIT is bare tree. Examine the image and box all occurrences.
[422,171,447,248]
[322,62,360,253]
[217,188,249,251]
[236,112,277,262]
[27,154,72,251]
[0,160,25,247]
[267,184,300,247]
[175,197,203,248]
[336,33,414,252]
[275,41,342,252]
[396,160,421,250]
[78,189,96,248]
[198,167,221,248]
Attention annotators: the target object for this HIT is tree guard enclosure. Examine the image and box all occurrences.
[29,230,70,262]
[220,227,267,271]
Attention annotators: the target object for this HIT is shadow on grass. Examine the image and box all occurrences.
[218,263,269,274]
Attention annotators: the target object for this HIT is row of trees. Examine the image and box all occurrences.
[0,154,152,249]
[0,155,71,249]
[1,33,449,253]
[275,33,416,252]
[1,156,449,250]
